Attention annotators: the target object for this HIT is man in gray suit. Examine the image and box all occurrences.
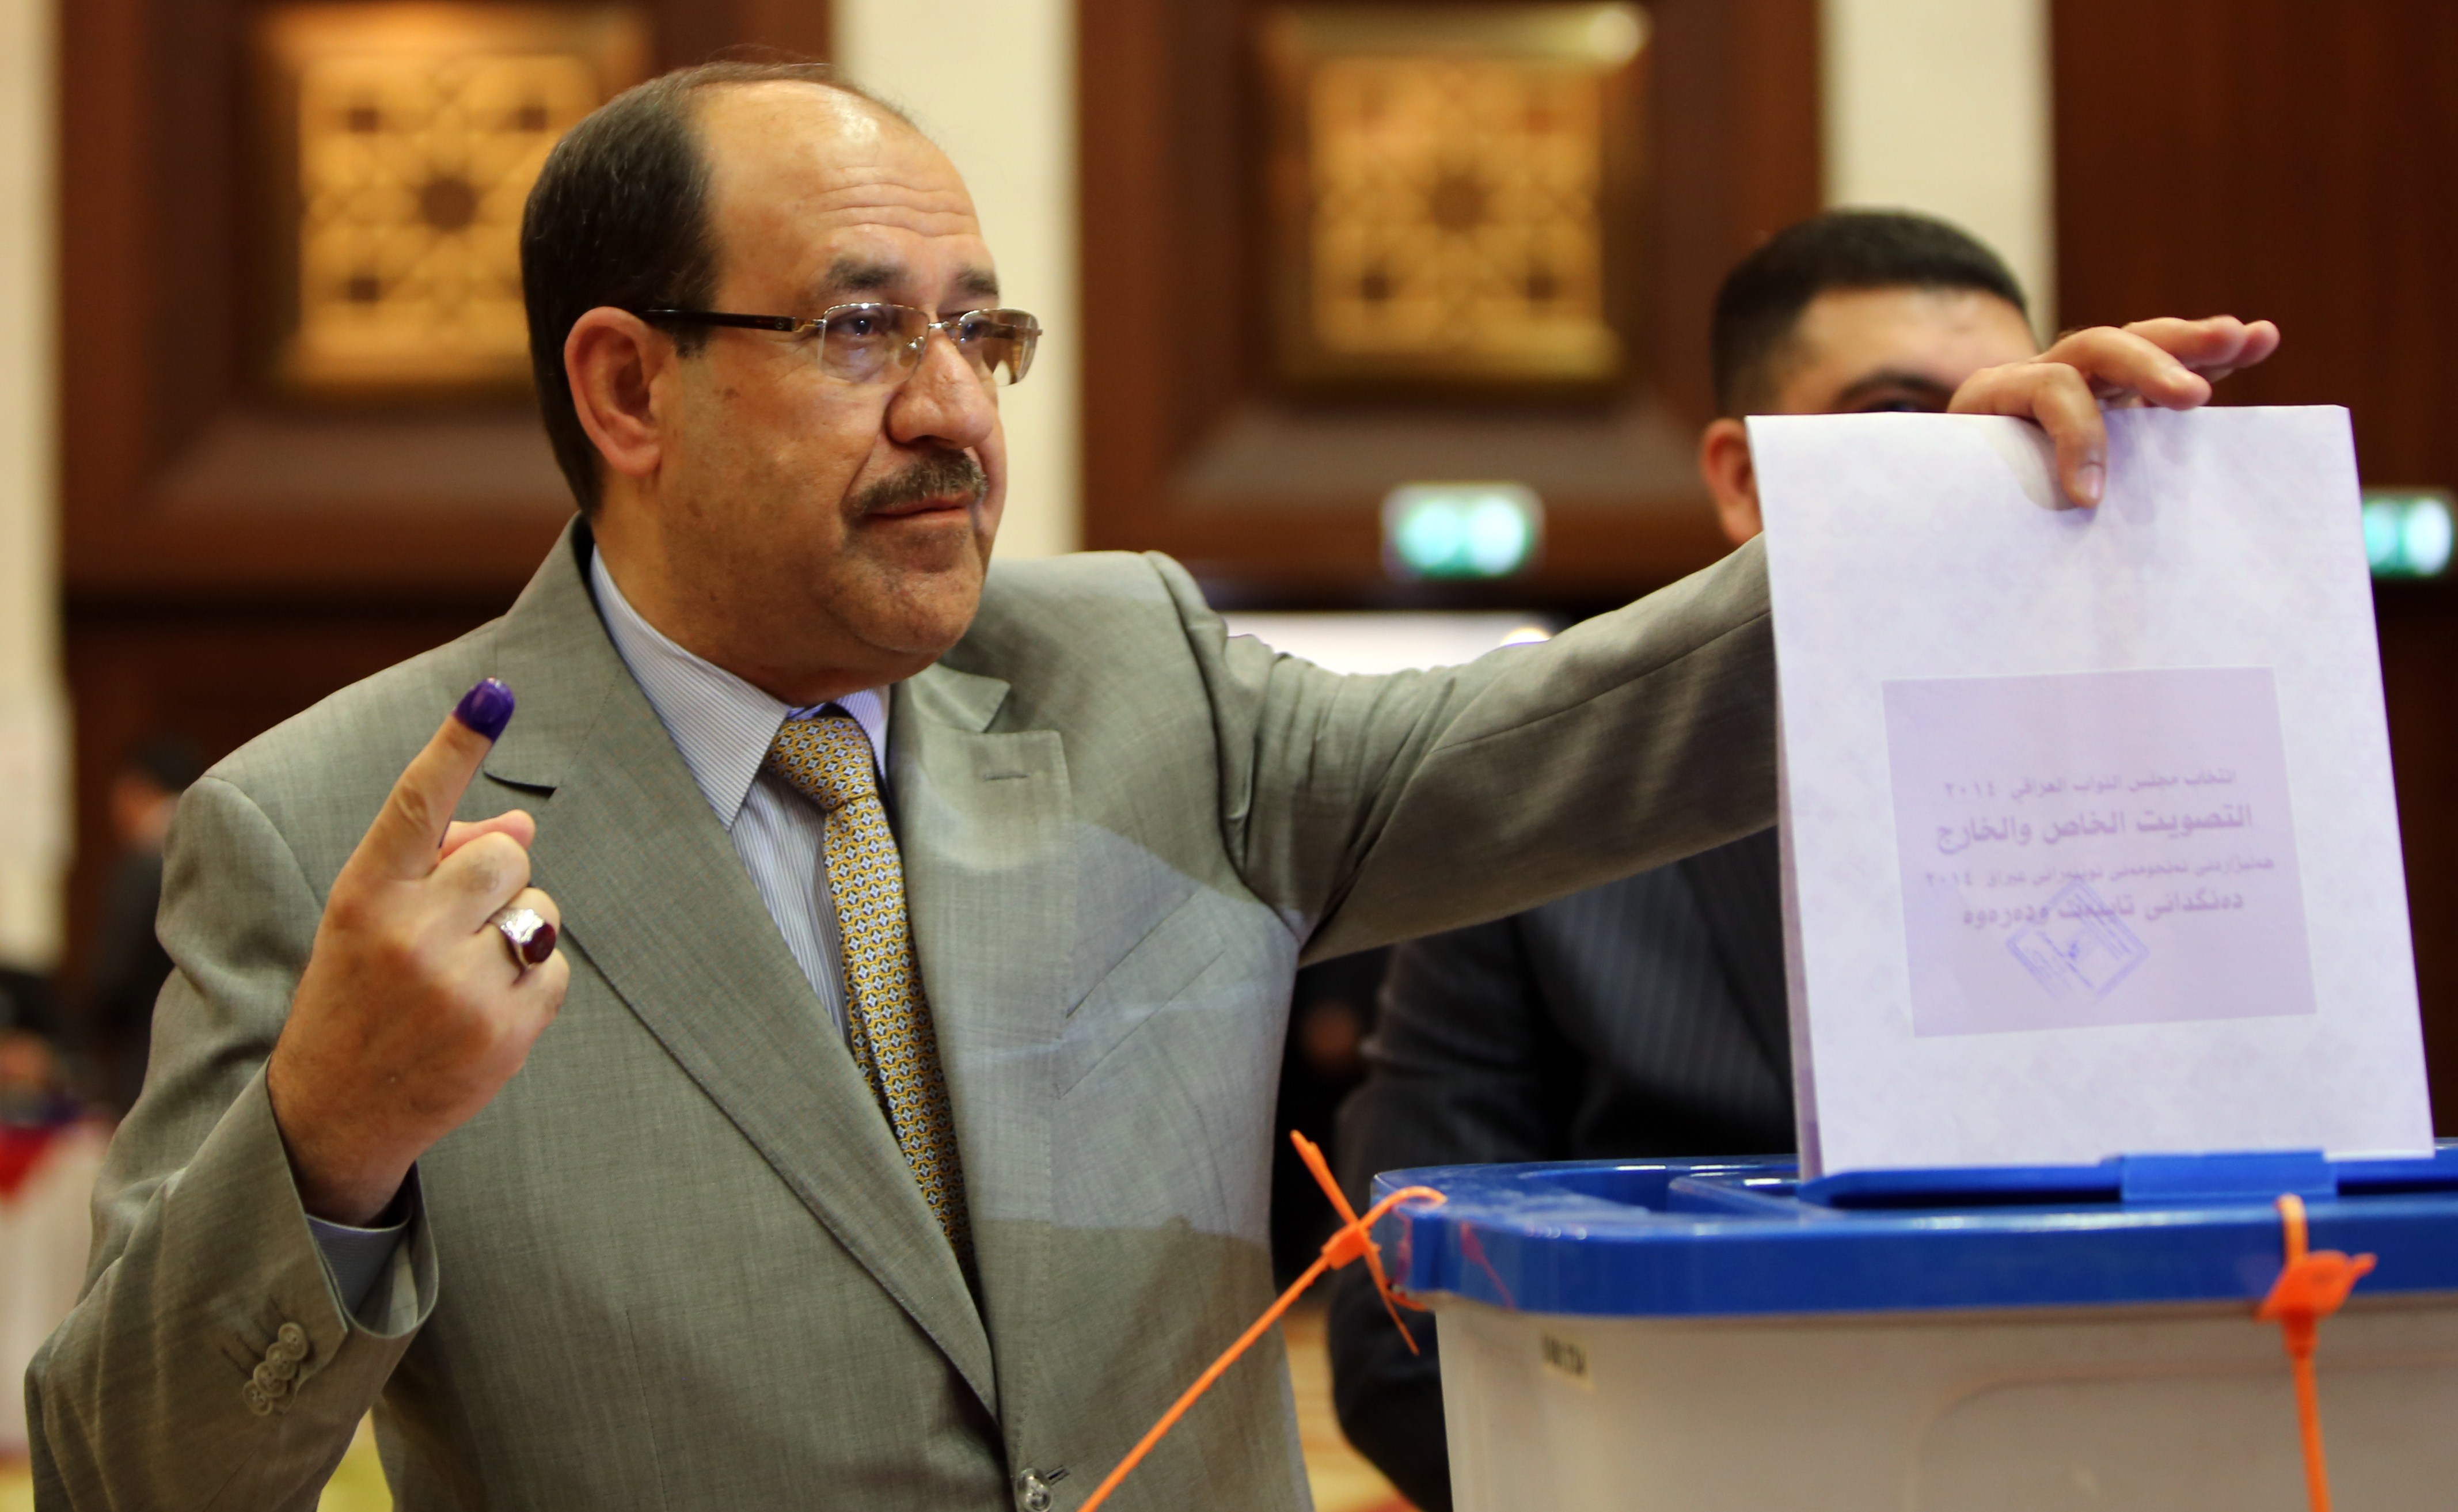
[26,61,2274,1510]
[1328,211,2064,1511]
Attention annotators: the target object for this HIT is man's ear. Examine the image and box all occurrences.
[1697,417,1764,546]
[565,308,673,484]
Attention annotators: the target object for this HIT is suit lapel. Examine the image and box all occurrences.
[479,521,997,1414]
[891,664,1072,1449]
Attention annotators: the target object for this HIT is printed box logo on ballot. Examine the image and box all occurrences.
[1883,666,2315,1037]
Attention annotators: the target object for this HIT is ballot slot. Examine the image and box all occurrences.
[1513,1160,1761,1209]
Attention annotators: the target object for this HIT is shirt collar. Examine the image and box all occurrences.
[589,547,891,828]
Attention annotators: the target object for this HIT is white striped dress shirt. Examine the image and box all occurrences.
[589,548,888,1035]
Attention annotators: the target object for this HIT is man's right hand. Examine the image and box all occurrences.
[265,681,569,1225]
[1949,314,2282,507]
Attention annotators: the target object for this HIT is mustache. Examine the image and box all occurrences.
[853,451,988,514]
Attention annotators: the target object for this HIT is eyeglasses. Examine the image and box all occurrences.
[636,303,1041,388]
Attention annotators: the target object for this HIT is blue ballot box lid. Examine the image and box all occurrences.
[1369,1144,2458,1319]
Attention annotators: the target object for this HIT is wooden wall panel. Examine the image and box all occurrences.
[60,0,835,599]
[2054,0,2458,1126]
[57,0,833,989]
[1078,0,1823,606]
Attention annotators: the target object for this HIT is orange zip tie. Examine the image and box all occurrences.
[1289,1124,1434,1352]
[2256,1192,2376,1512]
[1073,1131,1445,1512]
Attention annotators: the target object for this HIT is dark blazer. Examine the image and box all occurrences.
[1328,829,1794,1512]
[87,846,172,1112]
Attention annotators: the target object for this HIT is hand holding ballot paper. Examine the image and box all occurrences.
[1757,383,2433,1176]
[1946,315,2282,506]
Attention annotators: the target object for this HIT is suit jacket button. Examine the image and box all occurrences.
[259,1353,299,1384]
[275,1322,308,1354]
[242,1381,273,1416]
[1016,1470,1053,1511]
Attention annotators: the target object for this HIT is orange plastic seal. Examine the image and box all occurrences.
[1072,1131,1443,1512]
[2257,1192,2377,1512]
[1291,1127,1434,1352]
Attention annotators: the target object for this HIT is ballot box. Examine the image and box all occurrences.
[1370,1148,2458,1512]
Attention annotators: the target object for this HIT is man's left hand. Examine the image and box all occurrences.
[1950,315,2282,507]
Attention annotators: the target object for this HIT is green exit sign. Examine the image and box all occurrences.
[2362,488,2452,579]
[1383,483,1543,580]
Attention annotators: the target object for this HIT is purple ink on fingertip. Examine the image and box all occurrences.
[454,678,515,741]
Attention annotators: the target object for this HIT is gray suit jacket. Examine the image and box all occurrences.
[28,521,1774,1510]
[1327,829,1795,1511]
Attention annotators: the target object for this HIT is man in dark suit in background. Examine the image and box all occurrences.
[85,736,205,1113]
[1328,211,2049,1511]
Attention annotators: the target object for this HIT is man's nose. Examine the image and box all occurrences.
[885,329,997,451]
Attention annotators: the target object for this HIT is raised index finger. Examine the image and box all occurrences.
[347,679,518,884]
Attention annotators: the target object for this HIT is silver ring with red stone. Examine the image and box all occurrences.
[489,906,556,972]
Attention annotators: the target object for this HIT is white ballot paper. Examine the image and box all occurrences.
[1754,406,2432,1176]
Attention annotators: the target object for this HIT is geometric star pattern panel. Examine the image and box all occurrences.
[1265,3,1646,390]
[1307,56,1610,373]
[292,52,598,386]
[261,5,650,394]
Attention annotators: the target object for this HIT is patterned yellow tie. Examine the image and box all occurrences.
[766,710,973,1266]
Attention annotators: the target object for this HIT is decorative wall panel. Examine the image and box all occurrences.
[1263,5,1646,391]
[256,5,651,396]
[59,0,834,985]
[1079,0,1823,601]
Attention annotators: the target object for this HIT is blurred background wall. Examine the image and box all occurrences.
[839,0,1082,560]
[19,0,2458,1115]
[1823,0,2050,334]
[0,0,63,977]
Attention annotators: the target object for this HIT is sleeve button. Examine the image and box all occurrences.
[275,1322,307,1353]
[242,1381,273,1416]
